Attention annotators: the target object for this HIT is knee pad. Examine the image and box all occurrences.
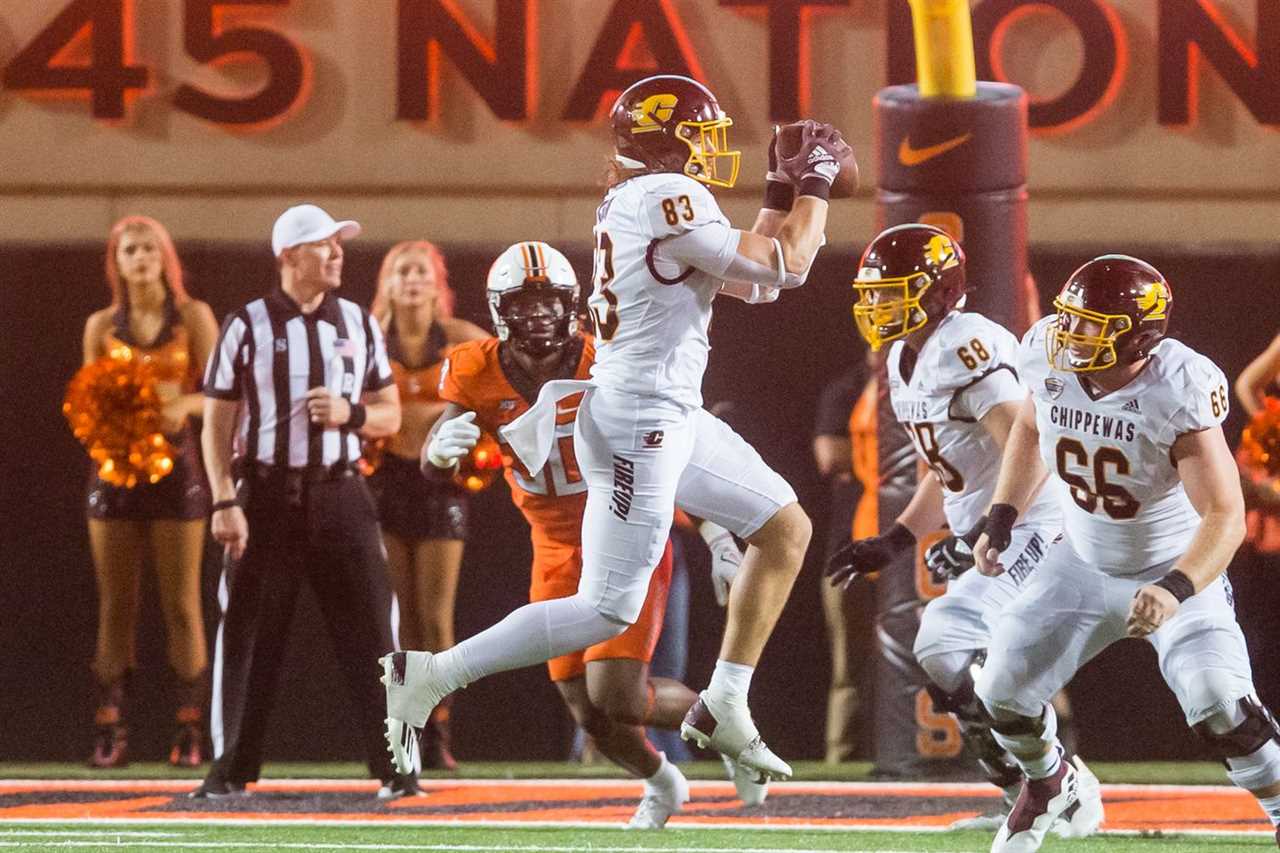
[1193,696,1280,789]
[918,649,980,696]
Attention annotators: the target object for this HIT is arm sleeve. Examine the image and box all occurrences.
[203,311,248,400]
[950,366,1024,422]
[363,313,395,391]
[654,221,742,279]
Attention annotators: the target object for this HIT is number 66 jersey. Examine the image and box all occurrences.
[1019,316,1230,571]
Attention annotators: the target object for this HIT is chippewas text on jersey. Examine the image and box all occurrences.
[1048,405,1138,442]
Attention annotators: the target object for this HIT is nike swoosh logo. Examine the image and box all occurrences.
[897,132,973,166]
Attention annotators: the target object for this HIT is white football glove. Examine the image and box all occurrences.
[425,411,480,470]
[699,520,743,607]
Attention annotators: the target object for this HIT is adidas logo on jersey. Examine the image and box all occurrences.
[1122,399,1141,413]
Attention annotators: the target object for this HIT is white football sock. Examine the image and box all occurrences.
[706,660,754,711]
[433,593,625,690]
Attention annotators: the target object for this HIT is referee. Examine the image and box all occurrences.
[193,204,415,799]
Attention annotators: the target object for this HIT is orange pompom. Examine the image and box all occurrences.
[453,432,504,493]
[1241,397,1280,478]
[63,355,177,488]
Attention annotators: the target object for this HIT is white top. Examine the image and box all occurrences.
[1020,317,1230,571]
[887,311,1060,535]
[587,173,738,408]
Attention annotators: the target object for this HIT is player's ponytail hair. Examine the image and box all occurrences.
[105,215,189,309]
[372,240,455,326]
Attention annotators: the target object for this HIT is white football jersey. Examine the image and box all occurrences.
[887,311,1060,535]
[587,173,729,407]
[1020,317,1230,570]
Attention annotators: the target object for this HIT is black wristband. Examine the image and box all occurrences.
[1153,569,1196,603]
[987,503,1019,533]
[797,176,832,201]
[345,403,367,430]
[211,499,239,514]
[763,180,795,212]
[885,522,917,549]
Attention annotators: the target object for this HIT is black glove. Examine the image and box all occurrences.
[825,523,916,590]
[924,517,987,584]
[983,503,1019,556]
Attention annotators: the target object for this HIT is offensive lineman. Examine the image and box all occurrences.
[825,224,1102,835]
[382,74,847,782]
[971,255,1280,852]
[419,241,754,827]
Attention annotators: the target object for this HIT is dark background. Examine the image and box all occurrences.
[1,240,1277,767]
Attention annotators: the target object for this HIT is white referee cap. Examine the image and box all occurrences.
[271,204,361,257]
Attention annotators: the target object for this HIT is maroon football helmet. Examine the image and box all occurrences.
[851,224,967,351]
[609,75,740,188]
[1048,254,1171,372]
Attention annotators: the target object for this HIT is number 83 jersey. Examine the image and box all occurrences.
[588,173,733,408]
[887,311,1060,536]
[1020,316,1230,571]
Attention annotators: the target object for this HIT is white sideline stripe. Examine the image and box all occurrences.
[0,778,1249,795]
[0,817,1273,838]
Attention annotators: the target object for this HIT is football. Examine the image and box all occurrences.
[775,121,859,199]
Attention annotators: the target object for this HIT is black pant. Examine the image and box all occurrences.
[207,467,395,785]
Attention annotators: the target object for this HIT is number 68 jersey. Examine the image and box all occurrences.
[887,311,1060,537]
[1019,316,1230,571]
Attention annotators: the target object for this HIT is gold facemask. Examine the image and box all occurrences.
[677,118,740,188]
[852,273,932,351]
[1046,297,1132,372]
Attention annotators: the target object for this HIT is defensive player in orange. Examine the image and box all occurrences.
[418,242,751,828]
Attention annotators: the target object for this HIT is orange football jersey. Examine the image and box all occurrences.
[438,335,595,551]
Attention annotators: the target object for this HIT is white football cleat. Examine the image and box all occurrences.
[992,757,1081,853]
[722,754,769,807]
[625,758,689,830]
[380,651,448,775]
[1051,755,1104,838]
[680,691,792,781]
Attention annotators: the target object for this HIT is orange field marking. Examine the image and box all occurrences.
[0,779,1271,836]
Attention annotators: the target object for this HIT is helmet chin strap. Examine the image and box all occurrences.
[615,154,646,169]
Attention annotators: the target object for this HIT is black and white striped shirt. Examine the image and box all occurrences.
[204,287,393,467]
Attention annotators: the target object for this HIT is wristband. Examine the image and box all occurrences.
[211,499,239,514]
[763,180,795,212]
[797,176,832,201]
[345,403,367,430]
[885,522,916,549]
[1153,569,1195,603]
[987,502,1018,532]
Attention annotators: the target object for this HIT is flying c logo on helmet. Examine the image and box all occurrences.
[924,234,959,269]
[630,94,678,133]
[1136,281,1169,321]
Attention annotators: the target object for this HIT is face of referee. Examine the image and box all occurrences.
[284,235,345,292]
